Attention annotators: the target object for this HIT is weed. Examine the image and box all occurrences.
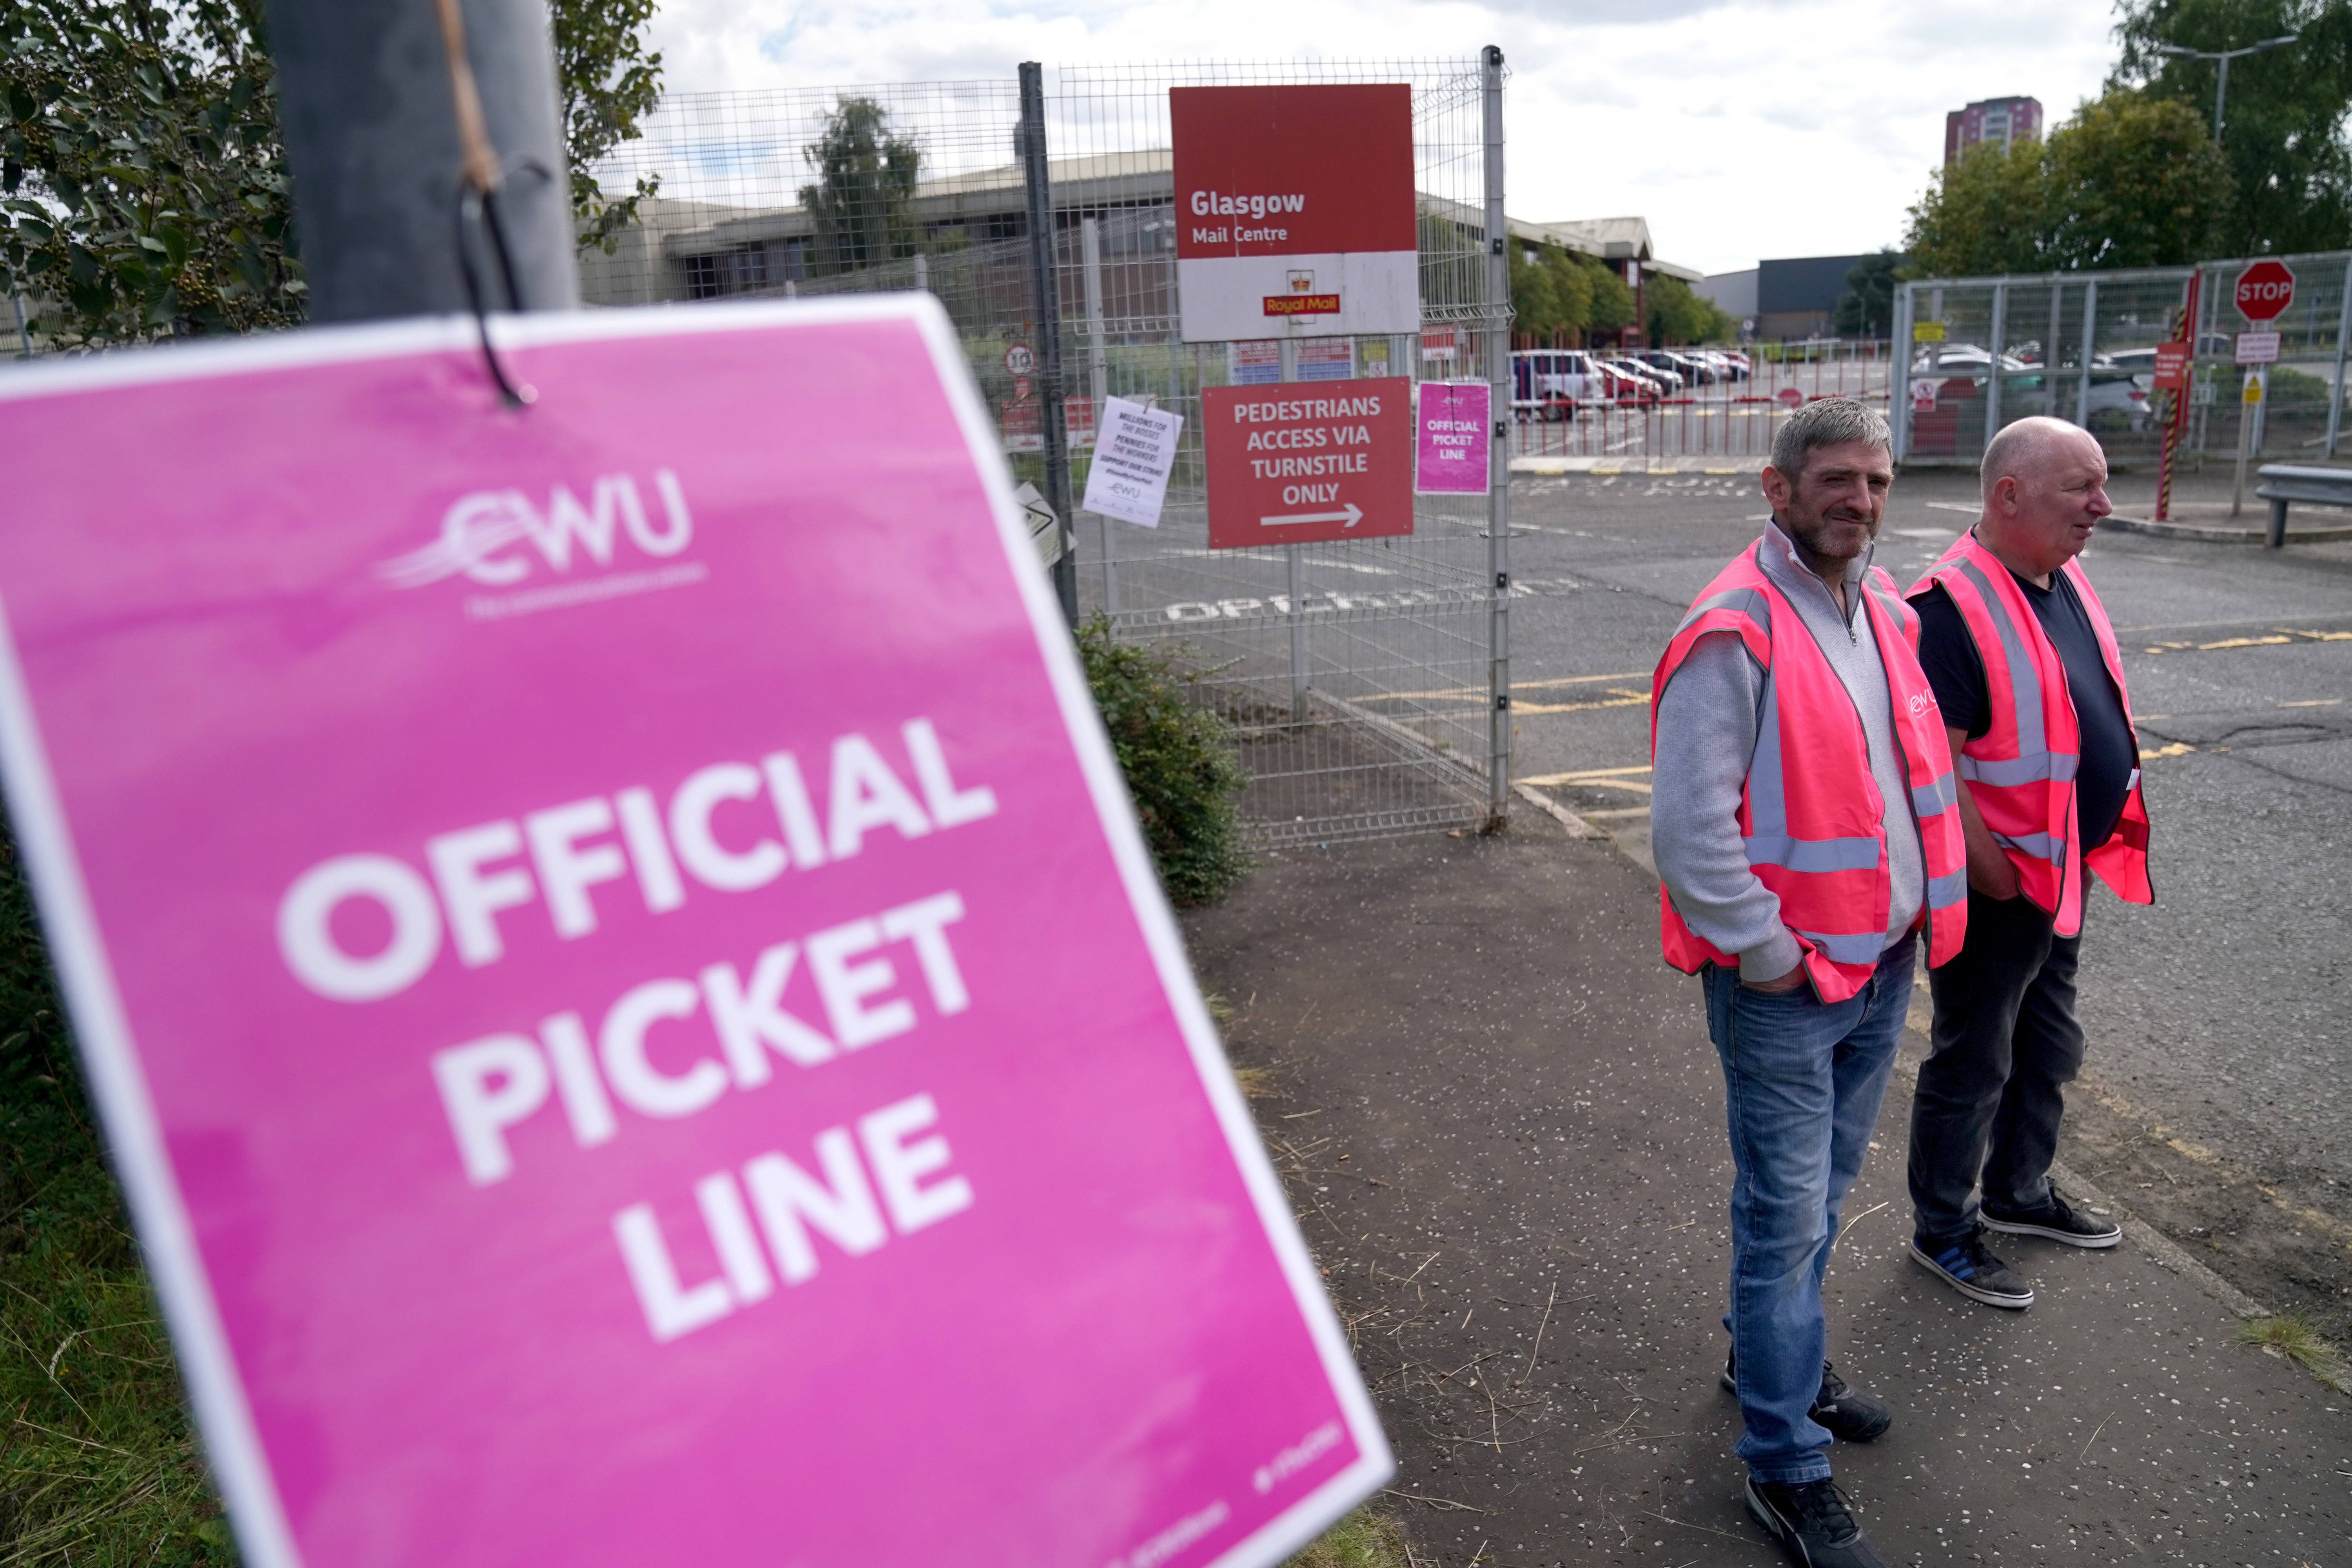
[1233,1064,1281,1101]
[2235,1313,2352,1389]
[1285,1506,1414,1568]
[1076,617,1253,907]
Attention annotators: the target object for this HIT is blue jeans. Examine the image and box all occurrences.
[1702,936,1913,1483]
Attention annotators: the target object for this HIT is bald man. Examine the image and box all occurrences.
[1902,417,2154,1308]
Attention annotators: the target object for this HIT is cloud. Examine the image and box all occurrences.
[637,0,2121,275]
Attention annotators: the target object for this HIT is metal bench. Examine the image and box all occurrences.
[2253,463,2352,548]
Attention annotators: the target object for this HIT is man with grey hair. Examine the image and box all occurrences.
[1904,416,2151,1307]
[1651,397,1968,1568]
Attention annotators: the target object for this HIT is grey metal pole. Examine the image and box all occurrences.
[2077,278,2098,426]
[1280,337,1307,719]
[1018,62,1078,627]
[2327,257,2352,458]
[2214,54,2231,143]
[1483,44,1512,832]
[1082,217,1116,616]
[2045,279,2064,418]
[1984,281,2008,456]
[262,0,577,321]
[1889,283,1912,460]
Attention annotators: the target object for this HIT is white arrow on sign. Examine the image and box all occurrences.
[1261,503,1364,529]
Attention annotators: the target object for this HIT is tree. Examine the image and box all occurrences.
[2114,0,2352,255]
[1904,136,2055,278]
[1904,89,2234,276]
[798,97,921,278]
[1643,272,1733,346]
[1834,249,1906,336]
[2045,91,2235,266]
[2,0,665,349]
[558,0,664,253]
[1508,238,1634,344]
[1,1,299,346]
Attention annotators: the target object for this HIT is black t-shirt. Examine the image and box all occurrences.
[1913,568,2136,851]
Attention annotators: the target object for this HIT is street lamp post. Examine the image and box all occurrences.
[2155,33,2300,145]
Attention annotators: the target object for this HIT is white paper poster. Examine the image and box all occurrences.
[1082,396,1186,527]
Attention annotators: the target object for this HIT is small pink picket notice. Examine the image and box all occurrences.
[1414,379,1490,494]
[0,299,1388,1568]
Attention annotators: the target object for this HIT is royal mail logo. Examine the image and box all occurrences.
[377,470,694,590]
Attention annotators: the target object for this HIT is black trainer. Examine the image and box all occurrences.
[1981,1188,2123,1249]
[1719,1352,1893,1441]
[1909,1227,2034,1308]
[1744,1477,1889,1568]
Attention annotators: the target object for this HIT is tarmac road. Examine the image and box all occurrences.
[1497,464,2352,1339]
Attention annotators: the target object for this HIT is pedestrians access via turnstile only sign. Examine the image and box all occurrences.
[1202,377,1414,548]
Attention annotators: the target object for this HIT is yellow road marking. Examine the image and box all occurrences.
[2079,1077,2352,1254]
[1361,671,1649,705]
[2197,635,2292,650]
[2140,742,2195,760]
[1515,691,1650,715]
[1516,767,1655,790]
[2279,698,2343,708]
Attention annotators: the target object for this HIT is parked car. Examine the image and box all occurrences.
[1621,351,1690,390]
[1511,350,1591,420]
[1628,349,1707,386]
[1608,356,1681,394]
[1597,358,1671,400]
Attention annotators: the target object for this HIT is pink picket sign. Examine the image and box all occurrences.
[1414,379,1490,494]
[0,298,1388,1568]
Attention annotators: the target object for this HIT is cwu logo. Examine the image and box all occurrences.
[377,470,692,590]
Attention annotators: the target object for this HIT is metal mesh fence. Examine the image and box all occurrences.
[1891,253,2352,468]
[1506,340,1893,466]
[584,58,1508,844]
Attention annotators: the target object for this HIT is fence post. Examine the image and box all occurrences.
[261,0,577,321]
[1890,284,1912,459]
[1483,45,1511,832]
[1082,216,1116,616]
[2328,256,2352,459]
[1983,281,2007,454]
[2077,279,2098,426]
[1279,336,1308,719]
[1018,62,1078,627]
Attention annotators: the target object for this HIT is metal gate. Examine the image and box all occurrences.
[1891,252,2352,468]
[583,55,1513,843]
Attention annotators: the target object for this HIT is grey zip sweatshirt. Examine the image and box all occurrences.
[1650,520,1927,982]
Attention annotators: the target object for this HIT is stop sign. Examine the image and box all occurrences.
[2236,260,2296,322]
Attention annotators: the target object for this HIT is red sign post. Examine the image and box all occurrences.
[1203,378,1412,548]
[2236,260,2296,321]
[1172,85,1419,343]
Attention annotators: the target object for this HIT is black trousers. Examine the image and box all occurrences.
[1907,887,2085,1242]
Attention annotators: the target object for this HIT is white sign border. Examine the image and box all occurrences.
[0,296,1392,1568]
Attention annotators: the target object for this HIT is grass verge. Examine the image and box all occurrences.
[0,835,234,1563]
[1286,1506,1413,1568]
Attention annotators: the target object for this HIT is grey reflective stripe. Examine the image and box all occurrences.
[1797,929,1887,966]
[1958,750,2078,786]
[1956,558,2047,759]
[1993,829,2063,865]
[1745,835,1882,872]
[1675,584,1771,640]
[1927,868,1968,908]
[1911,773,1957,817]
[1748,657,1789,841]
[1864,578,1910,627]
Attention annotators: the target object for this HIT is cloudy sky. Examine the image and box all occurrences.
[639,0,2123,278]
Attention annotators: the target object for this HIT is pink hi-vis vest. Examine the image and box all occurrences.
[1651,541,1969,1003]
[1907,534,2152,937]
